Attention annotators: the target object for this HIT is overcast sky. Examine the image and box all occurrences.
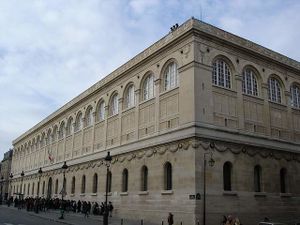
[1,0,300,158]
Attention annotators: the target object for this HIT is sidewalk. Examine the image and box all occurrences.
[0,205,122,225]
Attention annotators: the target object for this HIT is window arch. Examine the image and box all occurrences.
[81,175,86,193]
[46,129,51,145]
[59,122,65,139]
[142,73,154,101]
[212,58,231,88]
[93,173,98,193]
[66,117,74,135]
[291,84,300,108]
[124,84,135,109]
[85,106,93,127]
[163,61,178,91]
[242,68,258,96]
[55,179,58,194]
[109,93,119,116]
[75,112,83,132]
[164,162,172,190]
[141,165,148,191]
[268,77,282,103]
[122,169,129,192]
[40,133,45,147]
[97,100,105,121]
[280,168,287,193]
[223,161,232,191]
[71,177,76,194]
[52,126,58,142]
[254,165,262,192]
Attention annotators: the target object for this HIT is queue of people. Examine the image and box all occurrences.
[6,196,114,217]
[221,215,242,225]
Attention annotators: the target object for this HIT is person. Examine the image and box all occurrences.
[168,212,174,225]
[221,215,227,225]
[108,201,113,217]
[264,217,270,222]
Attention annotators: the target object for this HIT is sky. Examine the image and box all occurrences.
[0,0,300,158]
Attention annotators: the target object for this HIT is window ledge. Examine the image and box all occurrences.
[69,194,75,197]
[161,190,173,195]
[138,191,149,195]
[122,106,135,113]
[254,192,267,197]
[223,191,237,196]
[91,193,97,196]
[139,97,155,105]
[159,86,179,97]
[107,114,119,119]
[79,193,85,196]
[120,192,128,196]
[104,192,112,196]
[280,193,292,197]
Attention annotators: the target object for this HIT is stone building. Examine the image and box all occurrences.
[0,149,13,201]
[10,18,300,225]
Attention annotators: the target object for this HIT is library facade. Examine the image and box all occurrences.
[10,18,300,225]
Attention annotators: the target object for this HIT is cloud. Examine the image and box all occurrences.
[0,0,300,158]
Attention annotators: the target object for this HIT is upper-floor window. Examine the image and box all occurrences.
[142,74,154,101]
[164,162,172,190]
[40,134,45,147]
[268,77,281,103]
[280,168,287,193]
[66,117,73,135]
[75,112,83,132]
[124,84,135,109]
[223,161,232,191]
[254,165,262,192]
[71,176,76,194]
[59,122,65,139]
[81,175,86,193]
[46,130,51,145]
[242,68,258,96]
[122,169,129,192]
[109,93,118,116]
[164,62,178,91]
[52,126,58,142]
[212,59,231,88]
[93,173,98,193]
[85,107,93,127]
[97,101,105,121]
[141,165,148,191]
[291,84,300,108]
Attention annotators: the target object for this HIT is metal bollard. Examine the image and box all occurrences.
[162,220,164,225]
[141,219,144,225]
[121,218,123,225]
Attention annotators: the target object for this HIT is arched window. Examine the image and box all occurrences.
[124,84,135,109]
[212,59,231,88]
[107,171,112,192]
[27,183,30,195]
[164,62,178,91]
[164,162,172,190]
[254,165,262,192]
[93,173,98,193]
[242,68,258,96]
[41,134,45,147]
[85,107,93,127]
[280,168,287,193]
[122,169,129,192]
[141,166,148,191]
[75,112,83,132]
[97,101,105,121]
[71,177,76,194]
[142,74,154,101]
[32,183,35,195]
[81,175,86,193]
[291,84,300,108]
[46,130,51,145]
[268,77,282,103]
[66,117,73,135]
[223,162,232,191]
[109,93,119,116]
[55,179,58,194]
[52,126,58,142]
[59,122,65,139]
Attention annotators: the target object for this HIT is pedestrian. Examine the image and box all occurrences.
[221,215,227,225]
[168,212,174,225]
[108,201,113,217]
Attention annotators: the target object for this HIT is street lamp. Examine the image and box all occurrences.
[103,151,112,225]
[20,171,25,200]
[59,161,68,219]
[0,175,4,205]
[36,167,43,213]
[203,142,215,225]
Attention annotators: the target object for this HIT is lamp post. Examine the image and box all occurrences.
[0,176,4,205]
[203,142,215,225]
[59,161,68,219]
[20,171,25,200]
[103,151,112,225]
[9,173,13,198]
[36,167,43,213]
